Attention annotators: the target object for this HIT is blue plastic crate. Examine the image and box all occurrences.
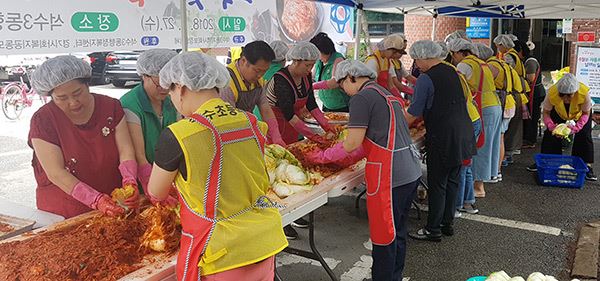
[534,154,588,189]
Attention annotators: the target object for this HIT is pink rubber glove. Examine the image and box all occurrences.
[543,115,556,132]
[390,87,402,98]
[306,142,365,165]
[138,163,153,195]
[312,80,330,90]
[146,184,179,208]
[310,108,334,133]
[119,160,138,186]
[71,181,103,208]
[400,84,414,96]
[71,182,125,216]
[570,114,589,134]
[265,118,286,146]
[119,160,139,209]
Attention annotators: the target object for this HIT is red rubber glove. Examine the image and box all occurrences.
[310,108,334,133]
[96,194,126,216]
[390,87,402,98]
[146,185,179,208]
[400,84,414,95]
[265,118,286,146]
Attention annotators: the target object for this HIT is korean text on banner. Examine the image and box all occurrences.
[576,46,600,102]
[0,0,353,55]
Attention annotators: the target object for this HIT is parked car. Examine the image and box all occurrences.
[88,52,110,85]
[104,51,142,88]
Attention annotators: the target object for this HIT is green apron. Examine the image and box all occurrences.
[120,83,178,163]
[314,52,350,111]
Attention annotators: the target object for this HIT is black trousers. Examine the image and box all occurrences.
[425,151,461,235]
[523,94,545,145]
[372,180,419,281]
[322,105,349,113]
[541,116,594,163]
[505,93,523,152]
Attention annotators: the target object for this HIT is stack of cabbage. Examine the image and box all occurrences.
[265,144,324,198]
[486,271,580,281]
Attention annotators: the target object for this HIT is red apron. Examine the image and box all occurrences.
[270,71,311,144]
[372,54,391,89]
[361,84,402,246]
[472,61,486,148]
[176,112,265,281]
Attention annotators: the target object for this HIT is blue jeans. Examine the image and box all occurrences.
[456,118,481,209]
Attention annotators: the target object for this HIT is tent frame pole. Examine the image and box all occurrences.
[431,14,438,40]
[354,3,363,60]
[181,0,188,51]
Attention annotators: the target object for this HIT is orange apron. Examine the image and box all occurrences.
[362,84,402,246]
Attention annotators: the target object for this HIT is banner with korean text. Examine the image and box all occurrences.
[0,0,354,55]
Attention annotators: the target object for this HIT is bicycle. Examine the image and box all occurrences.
[1,73,48,120]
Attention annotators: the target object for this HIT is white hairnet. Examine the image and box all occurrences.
[31,55,92,96]
[556,73,580,94]
[437,41,449,59]
[333,60,376,82]
[377,34,406,51]
[136,49,178,76]
[159,52,230,92]
[444,30,470,44]
[409,40,443,60]
[447,38,477,55]
[507,34,518,41]
[474,43,494,60]
[493,35,515,48]
[286,42,320,61]
[269,40,289,62]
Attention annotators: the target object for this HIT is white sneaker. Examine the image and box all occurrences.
[454,210,462,218]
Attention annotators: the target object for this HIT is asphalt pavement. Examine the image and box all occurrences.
[1,84,599,281]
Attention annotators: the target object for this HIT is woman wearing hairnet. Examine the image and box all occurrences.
[494,34,530,160]
[475,43,517,180]
[448,39,502,199]
[438,41,481,216]
[148,52,287,281]
[120,49,178,206]
[405,40,475,242]
[28,55,138,218]
[310,32,351,112]
[307,59,421,281]
[265,42,334,145]
[251,40,289,120]
[364,34,406,97]
[527,74,597,181]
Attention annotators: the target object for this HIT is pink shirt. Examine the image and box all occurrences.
[28,94,125,218]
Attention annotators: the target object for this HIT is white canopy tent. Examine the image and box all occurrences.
[315,0,600,59]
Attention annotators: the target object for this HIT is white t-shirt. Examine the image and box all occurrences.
[365,58,396,78]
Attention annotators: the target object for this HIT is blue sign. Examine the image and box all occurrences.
[141,36,160,46]
[466,17,491,39]
[232,35,245,44]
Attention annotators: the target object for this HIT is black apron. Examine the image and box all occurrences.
[541,104,594,163]
[423,63,476,168]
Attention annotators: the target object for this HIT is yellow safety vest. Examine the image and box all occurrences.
[169,98,287,276]
[366,50,391,72]
[548,82,590,121]
[441,61,480,122]
[461,55,500,108]
[505,49,531,94]
[486,57,513,92]
[229,47,242,62]
[227,60,265,102]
